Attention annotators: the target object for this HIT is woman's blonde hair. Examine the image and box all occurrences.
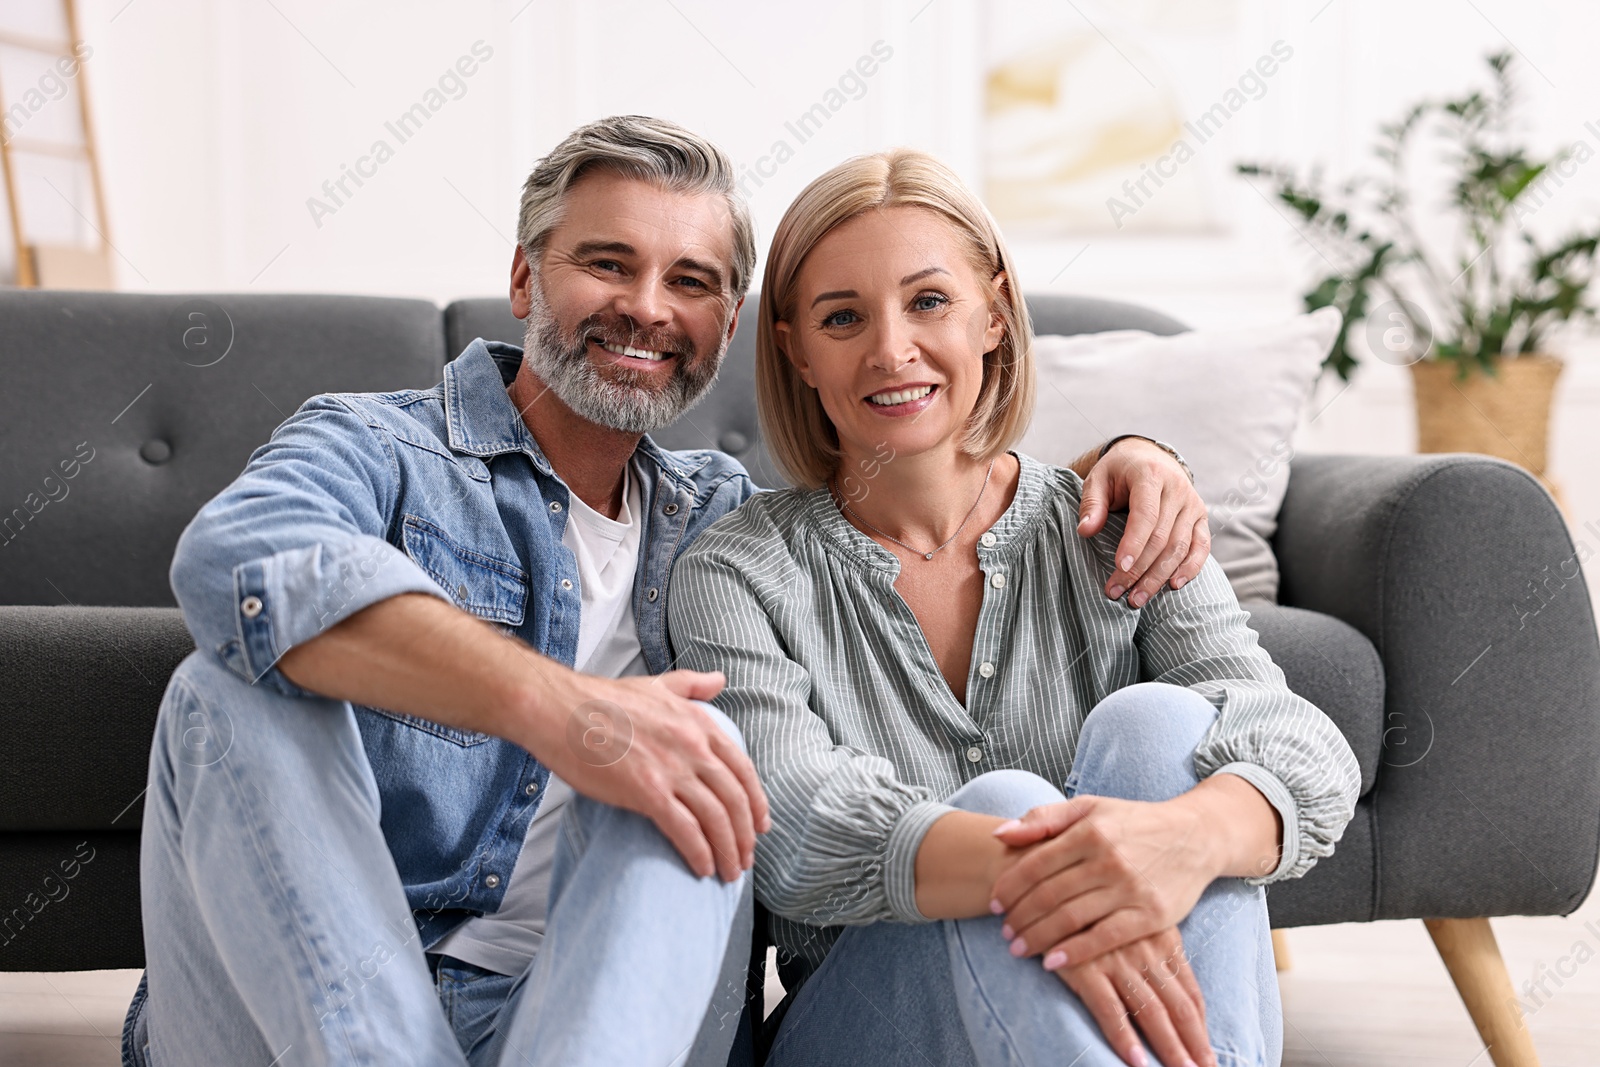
[756,148,1035,488]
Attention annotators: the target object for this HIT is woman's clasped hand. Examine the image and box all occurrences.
[988,795,1231,1067]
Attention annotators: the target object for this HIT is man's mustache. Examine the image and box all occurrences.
[572,314,695,360]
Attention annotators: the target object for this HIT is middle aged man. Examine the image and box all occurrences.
[122,115,1213,1067]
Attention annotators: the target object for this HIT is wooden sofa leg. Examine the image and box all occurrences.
[1271,929,1291,971]
[1424,918,1541,1067]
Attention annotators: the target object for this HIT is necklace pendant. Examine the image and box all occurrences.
[924,552,935,560]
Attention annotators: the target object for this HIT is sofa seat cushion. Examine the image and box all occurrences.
[0,606,192,831]
[1241,602,1385,796]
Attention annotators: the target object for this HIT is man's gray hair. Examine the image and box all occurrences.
[516,115,757,298]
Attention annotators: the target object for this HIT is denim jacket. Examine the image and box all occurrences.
[169,338,757,947]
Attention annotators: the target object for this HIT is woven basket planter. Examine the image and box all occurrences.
[1410,354,1564,477]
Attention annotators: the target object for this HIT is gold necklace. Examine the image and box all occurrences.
[831,459,995,561]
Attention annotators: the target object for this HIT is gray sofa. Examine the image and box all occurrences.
[2,289,1596,1065]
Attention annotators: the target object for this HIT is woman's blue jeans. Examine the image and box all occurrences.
[765,682,1282,1067]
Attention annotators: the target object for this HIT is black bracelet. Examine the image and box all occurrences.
[1097,435,1195,484]
[1097,434,1148,462]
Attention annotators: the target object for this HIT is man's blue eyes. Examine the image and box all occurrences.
[589,261,706,287]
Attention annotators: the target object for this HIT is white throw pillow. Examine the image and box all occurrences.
[1018,307,1341,604]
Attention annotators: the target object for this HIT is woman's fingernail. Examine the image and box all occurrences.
[989,898,1005,915]
[992,819,1022,836]
[1042,949,1067,970]
[1009,937,1027,957]
[1130,590,1148,608]
[1173,576,1187,589]
[1120,555,1134,571]
[1000,923,1014,940]
[1107,584,1125,599]
[1128,1047,1148,1067]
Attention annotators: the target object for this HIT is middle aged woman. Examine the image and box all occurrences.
[667,148,1359,1067]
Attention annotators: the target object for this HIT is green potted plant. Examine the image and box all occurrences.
[1237,51,1599,484]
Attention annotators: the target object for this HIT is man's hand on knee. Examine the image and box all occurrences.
[277,594,769,884]
[521,668,770,884]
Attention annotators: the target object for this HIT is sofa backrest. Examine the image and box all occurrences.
[0,290,1185,610]
[0,292,445,607]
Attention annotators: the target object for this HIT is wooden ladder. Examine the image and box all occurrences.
[0,0,111,288]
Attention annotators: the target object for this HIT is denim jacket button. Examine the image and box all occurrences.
[484,873,501,889]
[646,587,659,602]
[663,502,679,516]
[561,579,573,590]
[524,781,538,795]
[550,501,562,512]
[240,596,263,618]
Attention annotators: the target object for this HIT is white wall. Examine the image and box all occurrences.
[45,0,1600,557]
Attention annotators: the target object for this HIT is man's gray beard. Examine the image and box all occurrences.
[519,282,726,435]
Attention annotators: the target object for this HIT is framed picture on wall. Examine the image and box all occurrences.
[984,0,1285,236]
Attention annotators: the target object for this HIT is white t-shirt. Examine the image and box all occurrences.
[429,461,648,976]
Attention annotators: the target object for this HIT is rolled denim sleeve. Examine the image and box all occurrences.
[170,394,450,696]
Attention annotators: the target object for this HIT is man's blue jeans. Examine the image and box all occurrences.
[764,683,1283,1067]
[121,651,751,1067]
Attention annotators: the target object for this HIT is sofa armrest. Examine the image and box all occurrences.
[1274,453,1600,918]
[0,605,192,832]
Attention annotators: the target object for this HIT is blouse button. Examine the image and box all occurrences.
[561,579,573,590]
[966,745,985,763]
[980,532,997,548]
[978,661,995,678]
[990,572,1007,589]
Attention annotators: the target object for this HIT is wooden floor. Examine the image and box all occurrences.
[1278,894,1600,1067]
[5,882,1598,1065]
[0,967,138,1067]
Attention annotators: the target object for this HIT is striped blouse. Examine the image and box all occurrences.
[667,452,1360,980]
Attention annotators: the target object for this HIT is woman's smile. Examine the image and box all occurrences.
[863,382,939,416]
